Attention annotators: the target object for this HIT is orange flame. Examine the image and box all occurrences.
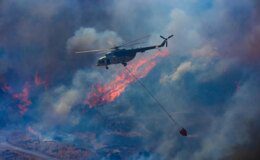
[85,49,169,107]
[1,71,47,115]
[34,72,47,87]
[13,83,32,115]
[1,83,11,92]
[27,126,42,138]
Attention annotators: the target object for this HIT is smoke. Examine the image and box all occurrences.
[40,70,102,119]
[37,27,123,118]
[160,61,192,83]
[192,75,260,160]
[0,58,9,75]
[67,27,123,53]
[0,0,259,159]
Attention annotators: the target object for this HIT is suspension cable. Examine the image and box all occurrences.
[124,66,181,128]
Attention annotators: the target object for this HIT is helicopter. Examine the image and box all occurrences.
[75,34,189,137]
[76,35,173,69]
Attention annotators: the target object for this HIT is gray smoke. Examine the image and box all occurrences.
[67,27,122,53]
[0,0,259,159]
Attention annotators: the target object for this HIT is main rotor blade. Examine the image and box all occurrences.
[120,41,147,48]
[75,35,150,54]
[75,48,111,54]
[168,35,174,39]
[118,34,150,48]
[160,35,166,39]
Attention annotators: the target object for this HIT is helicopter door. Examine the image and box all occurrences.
[106,58,111,65]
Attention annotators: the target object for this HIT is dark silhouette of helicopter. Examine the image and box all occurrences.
[75,34,189,137]
[76,35,173,69]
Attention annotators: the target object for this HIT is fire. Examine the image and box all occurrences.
[85,49,169,107]
[34,72,47,86]
[1,72,47,115]
[27,126,42,138]
[1,83,11,92]
[12,83,32,115]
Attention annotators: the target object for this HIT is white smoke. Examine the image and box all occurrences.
[160,61,192,84]
[67,27,123,53]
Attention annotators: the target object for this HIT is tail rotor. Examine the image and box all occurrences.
[160,35,166,40]
[160,35,174,47]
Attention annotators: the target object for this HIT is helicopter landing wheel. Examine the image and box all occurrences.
[122,62,127,67]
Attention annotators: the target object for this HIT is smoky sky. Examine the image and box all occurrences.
[0,0,260,160]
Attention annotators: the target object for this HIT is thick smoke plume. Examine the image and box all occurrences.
[67,27,123,53]
[0,0,259,159]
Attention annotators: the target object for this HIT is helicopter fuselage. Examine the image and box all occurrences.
[96,35,172,69]
[97,46,159,68]
[107,49,137,64]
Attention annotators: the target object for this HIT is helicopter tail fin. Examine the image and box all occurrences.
[159,35,173,47]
